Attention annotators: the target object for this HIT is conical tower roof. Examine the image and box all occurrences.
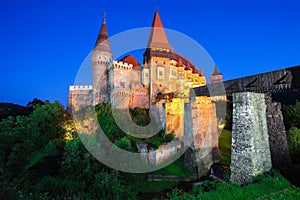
[199,68,205,76]
[212,65,222,75]
[177,57,183,67]
[185,62,192,70]
[147,10,173,51]
[192,66,199,74]
[94,12,112,56]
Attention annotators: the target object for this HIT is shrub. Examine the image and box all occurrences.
[282,102,300,130]
[287,127,300,163]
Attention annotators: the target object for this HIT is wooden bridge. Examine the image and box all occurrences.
[194,65,300,103]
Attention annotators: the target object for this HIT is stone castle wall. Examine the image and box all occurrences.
[68,85,93,112]
[165,98,185,140]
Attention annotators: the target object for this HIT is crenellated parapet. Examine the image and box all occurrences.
[69,85,93,91]
[68,85,93,113]
[112,60,133,70]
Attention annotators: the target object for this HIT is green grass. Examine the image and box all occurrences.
[218,129,232,166]
[135,180,178,193]
[152,157,192,177]
[126,158,191,193]
[127,173,178,193]
[169,171,300,199]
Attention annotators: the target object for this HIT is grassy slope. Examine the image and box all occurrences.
[170,172,300,199]
[218,129,232,166]
[153,157,192,177]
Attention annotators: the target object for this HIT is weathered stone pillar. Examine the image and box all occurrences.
[183,96,220,177]
[230,92,272,185]
[265,94,291,167]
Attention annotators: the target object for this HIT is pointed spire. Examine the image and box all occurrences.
[199,68,204,76]
[177,57,183,67]
[147,9,173,51]
[185,62,192,70]
[212,65,222,76]
[192,66,199,74]
[94,12,112,56]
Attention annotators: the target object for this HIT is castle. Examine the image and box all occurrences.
[68,10,224,173]
[68,10,223,112]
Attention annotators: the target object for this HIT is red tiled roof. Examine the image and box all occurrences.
[120,55,141,69]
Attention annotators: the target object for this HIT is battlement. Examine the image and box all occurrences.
[113,60,133,70]
[69,85,93,91]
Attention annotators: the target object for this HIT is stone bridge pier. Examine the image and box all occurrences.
[230,92,272,185]
[230,92,292,185]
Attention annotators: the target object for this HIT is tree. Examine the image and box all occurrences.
[282,101,300,130]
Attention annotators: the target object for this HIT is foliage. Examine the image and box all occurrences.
[96,102,175,149]
[0,101,68,177]
[217,129,232,166]
[144,130,175,148]
[287,127,300,163]
[282,101,300,130]
[130,107,150,126]
[114,136,133,151]
[96,103,126,142]
[224,102,233,130]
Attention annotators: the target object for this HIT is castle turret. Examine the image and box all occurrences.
[198,68,207,86]
[177,57,185,81]
[184,62,193,83]
[147,9,173,51]
[192,66,200,87]
[144,9,173,104]
[92,12,113,104]
[210,65,223,83]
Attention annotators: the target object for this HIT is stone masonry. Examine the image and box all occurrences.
[230,92,272,185]
[184,96,220,177]
[265,94,291,167]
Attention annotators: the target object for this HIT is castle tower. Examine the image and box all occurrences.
[192,66,200,88]
[92,12,112,104]
[144,9,173,104]
[198,68,207,86]
[147,9,173,51]
[210,65,223,83]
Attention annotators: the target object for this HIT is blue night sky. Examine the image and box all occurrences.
[0,0,299,107]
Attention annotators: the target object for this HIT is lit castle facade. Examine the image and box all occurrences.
[68,10,223,112]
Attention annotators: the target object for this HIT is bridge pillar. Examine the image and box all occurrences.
[265,94,291,167]
[183,96,220,177]
[230,92,272,185]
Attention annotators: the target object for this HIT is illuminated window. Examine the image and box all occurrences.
[157,67,164,80]
[171,70,176,76]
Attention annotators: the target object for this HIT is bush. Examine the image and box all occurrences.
[287,127,300,163]
[282,102,300,130]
